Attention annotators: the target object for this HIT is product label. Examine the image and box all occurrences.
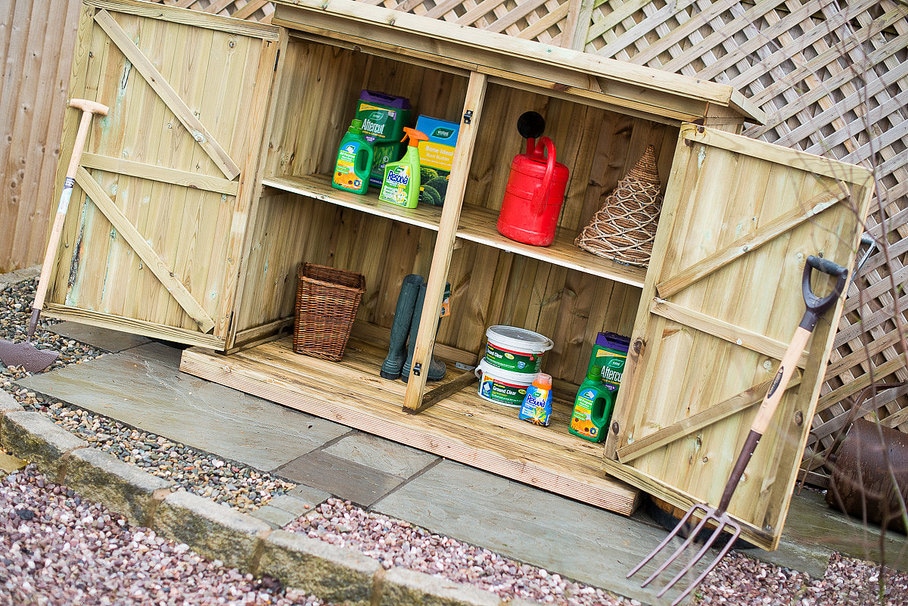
[415,115,459,207]
[570,389,599,439]
[359,107,397,139]
[484,343,541,373]
[333,142,364,190]
[479,376,526,407]
[386,170,410,185]
[379,165,412,207]
[420,141,455,171]
[595,350,627,389]
[518,387,552,426]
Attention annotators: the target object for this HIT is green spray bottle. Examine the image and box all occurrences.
[569,332,630,442]
[332,118,374,194]
[379,127,428,209]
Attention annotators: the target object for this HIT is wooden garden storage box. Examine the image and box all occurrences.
[46,0,874,550]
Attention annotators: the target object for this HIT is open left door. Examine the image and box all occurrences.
[603,124,874,550]
[44,0,281,350]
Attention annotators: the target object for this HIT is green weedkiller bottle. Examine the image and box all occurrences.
[379,127,428,209]
[569,332,629,443]
[332,118,374,195]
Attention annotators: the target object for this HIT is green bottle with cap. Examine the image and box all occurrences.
[332,118,374,195]
[569,332,629,442]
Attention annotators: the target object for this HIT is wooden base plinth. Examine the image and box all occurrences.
[179,334,640,515]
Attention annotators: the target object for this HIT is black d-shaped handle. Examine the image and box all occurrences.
[801,255,848,332]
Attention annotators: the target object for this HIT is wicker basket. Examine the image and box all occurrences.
[293,263,366,361]
[574,145,664,267]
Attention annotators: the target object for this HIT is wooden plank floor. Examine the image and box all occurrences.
[179,334,640,516]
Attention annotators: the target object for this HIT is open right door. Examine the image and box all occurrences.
[603,124,875,550]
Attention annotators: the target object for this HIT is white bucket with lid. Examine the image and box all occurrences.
[484,325,554,374]
[475,359,538,407]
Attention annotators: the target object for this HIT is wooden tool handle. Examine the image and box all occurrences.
[716,325,811,511]
[751,325,812,435]
[717,256,848,512]
[63,99,109,179]
[28,99,109,338]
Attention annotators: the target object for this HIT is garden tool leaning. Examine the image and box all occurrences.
[0,98,108,373]
[627,255,849,606]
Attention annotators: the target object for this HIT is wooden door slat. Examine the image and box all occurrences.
[75,167,216,332]
[649,298,810,368]
[93,9,241,180]
[81,153,239,195]
[655,186,849,299]
[617,374,803,463]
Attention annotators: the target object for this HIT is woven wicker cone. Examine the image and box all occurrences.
[293,263,366,361]
[575,145,664,267]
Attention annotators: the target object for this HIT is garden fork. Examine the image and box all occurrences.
[627,255,849,605]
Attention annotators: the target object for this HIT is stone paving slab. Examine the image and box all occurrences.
[288,483,334,506]
[252,491,326,528]
[322,431,439,479]
[0,266,39,284]
[17,342,350,472]
[784,487,908,571]
[277,449,408,507]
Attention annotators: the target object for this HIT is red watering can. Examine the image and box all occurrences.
[497,112,569,247]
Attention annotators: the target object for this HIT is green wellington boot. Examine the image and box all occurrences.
[380,274,424,380]
[401,281,447,383]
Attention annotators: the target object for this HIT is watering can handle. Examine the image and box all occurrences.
[531,137,557,217]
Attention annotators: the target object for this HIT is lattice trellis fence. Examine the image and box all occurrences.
[155,0,276,21]
[583,0,908,487]
[157,0,908,487]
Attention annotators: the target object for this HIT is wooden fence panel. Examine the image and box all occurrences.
[153,0,275,22]
[0,0,81,274]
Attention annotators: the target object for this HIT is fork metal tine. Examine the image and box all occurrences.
[627,504,702,579]
[655,516,731,598]
[641,507,713,587]
[667,523,742,606]
[630,503,745,605]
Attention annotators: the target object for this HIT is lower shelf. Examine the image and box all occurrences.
[179,334,640,516]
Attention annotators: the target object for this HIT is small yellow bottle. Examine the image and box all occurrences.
[379,127,429,209]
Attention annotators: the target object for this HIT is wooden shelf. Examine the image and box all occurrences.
[179,333,640,515]
[263,174,647,288]
[263,175,443,232]
[456,206,647,288]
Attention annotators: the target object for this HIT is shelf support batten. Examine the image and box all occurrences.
[403,72,488,413]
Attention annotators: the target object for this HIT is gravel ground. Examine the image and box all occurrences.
[2,275,908,605]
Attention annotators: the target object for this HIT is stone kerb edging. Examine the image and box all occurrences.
[0,391,543,606]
